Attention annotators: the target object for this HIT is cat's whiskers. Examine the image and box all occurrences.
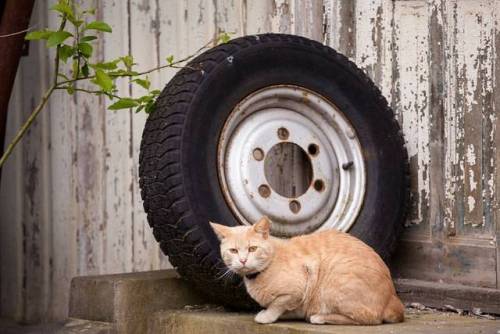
[215,267,236,281]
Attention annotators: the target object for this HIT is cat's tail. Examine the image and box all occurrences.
[382,295,405,323]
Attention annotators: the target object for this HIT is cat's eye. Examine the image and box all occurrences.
[229,248,238,254]
[248,246,258,252]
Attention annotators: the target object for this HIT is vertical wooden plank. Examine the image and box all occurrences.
[393,1,430,233]
[355,0,393,99]
[73,2,105,277]
[447,0,495,236]
[0,59,25,321]
[270,0,293,33]
[243,0,272,34]
[101,0,134,274]
[155,0,182,269]
[47,0,77,319]
[214,0,242,36]
[19,0,52,322]
[187,0,216,49]
[427,0,447,241]
[493,0,500,289]
[325,0,356,58]
[130,0,165,271]
[443,0,459,236]
[292,0,323,41]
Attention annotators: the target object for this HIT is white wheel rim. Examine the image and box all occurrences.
[217,85,366,236]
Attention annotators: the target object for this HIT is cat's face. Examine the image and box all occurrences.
[210,217,274,276]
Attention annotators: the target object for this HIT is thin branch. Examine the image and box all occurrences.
[0,17,67,168]
[54,17,67,85]
[55,86,122,100]
[56,37,215,86]
[0,24,38,38]
[74,23,80,80]
[0,85,56,167]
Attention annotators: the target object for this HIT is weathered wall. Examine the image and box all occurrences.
[0,0,499,323]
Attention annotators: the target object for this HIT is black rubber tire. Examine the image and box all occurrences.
[139,33,409,309]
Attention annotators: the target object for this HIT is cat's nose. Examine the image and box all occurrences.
[239,259,247,265]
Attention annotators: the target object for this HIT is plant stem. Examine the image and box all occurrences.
[0,85,56,167]
[54,17,67,86]
[56,38,214,87]
[0,16,67,168]
[55,86,122,99]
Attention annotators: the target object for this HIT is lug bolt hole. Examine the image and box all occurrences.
[313,179,325,192]
[308,143,319,156]
[289,200,301,214]
[253,148,264,161]
[277,127,289,140]
[258,184,271,198]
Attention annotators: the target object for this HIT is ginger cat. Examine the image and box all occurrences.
[210,217,404,325]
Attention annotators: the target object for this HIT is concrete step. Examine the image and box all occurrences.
[148,308,500,334]
[67,270,500,333]
[69,270,206,334]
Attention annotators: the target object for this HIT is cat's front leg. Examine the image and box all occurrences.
[254,295,298,324]
[255,309,280,324]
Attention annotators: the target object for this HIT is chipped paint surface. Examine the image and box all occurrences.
[393,1,430,229]
[444,0,496,233]
[0,0,499,323]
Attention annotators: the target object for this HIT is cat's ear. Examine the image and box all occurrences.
[253,216,270,239]
[209,221,232,240]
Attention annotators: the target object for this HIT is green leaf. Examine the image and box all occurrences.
[218,32,231,44]
[25,30,54,41]
[90,59,119,70]
[166,55,174,65]
[67,85,75,95]
[58,44,74,62]
[47,31,73,47]
[85,21,112,33]
[144,100,156,114]
[137,95,151,103]
[71,19,85,27]
[120,55,134,69]
[94,69,113,92]
[83,8,96,15]
[78,42,93,58]
[150,89,161,95]
[108,98,139,110]
[133,78,151,90]
[81,63,89,77]
[51,2,74,18]
[81,35,97,42]
[135,105,145,113]
[72,59,79,78]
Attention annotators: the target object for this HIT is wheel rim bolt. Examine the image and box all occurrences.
[258,184,271,198]
[253,148,264,161]
[289,200,301,213]
[277,127,289,140]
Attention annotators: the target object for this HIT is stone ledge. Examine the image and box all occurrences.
[69,270,206,334]
[68,270,500,333]
[148,309,499,334]
[395,278,500,314]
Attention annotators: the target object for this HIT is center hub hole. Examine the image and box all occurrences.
[264,142,313,198]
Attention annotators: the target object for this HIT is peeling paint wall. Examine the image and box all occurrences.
[0,0,499,323]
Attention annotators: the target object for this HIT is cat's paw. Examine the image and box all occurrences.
[309,314,326,325]
[255,310,277,324]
